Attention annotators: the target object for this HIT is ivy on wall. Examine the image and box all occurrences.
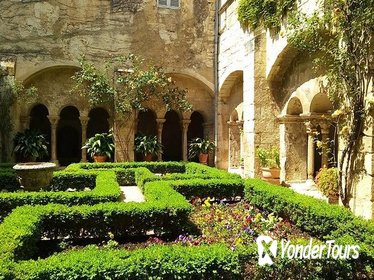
[237,0,297,31]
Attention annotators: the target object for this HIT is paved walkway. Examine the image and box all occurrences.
[119,186,145,202]
[289,180,327,201]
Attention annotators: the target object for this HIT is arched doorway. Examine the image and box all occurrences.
[162,110,182,161]
[87,108,110,138]
[57,106,81,166]
[136,110,157,161]
[187,111,204,162]
[29,104,51,161]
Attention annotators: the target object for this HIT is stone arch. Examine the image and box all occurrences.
[29,104,51,161]
[217,71,244,170]
[267,44,298,84]
[162,110,182,161]
[166,70,214,94]
[219,70,243,99]
[310,93,332,113]
[18,63,80,83]
[286,97,303,115]
[57,106,81,166]
[187,111,205,162]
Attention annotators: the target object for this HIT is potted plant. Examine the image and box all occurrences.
[82,132,115,162]
[188,138,215,165]
[13,129,49,162]
[315,167,339,204]
[256,146,280,179]
[134,135,162,161]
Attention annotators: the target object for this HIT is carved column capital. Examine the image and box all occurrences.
[47,115,59,127]
[79,116,90,126]
[181,119,191,131]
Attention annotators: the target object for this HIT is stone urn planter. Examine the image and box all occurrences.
[13,162,56,191]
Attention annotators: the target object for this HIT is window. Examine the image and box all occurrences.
[157,0,180,9]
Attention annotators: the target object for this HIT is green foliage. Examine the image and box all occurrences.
[0,171,19,192]
[188,138,215,159]
[66,161,186,174]
[171,179,244,200]
[315,167,339,196]
[0,170,120,218]
[10,244,241,280]
[287,0,374,206]
[134,135,162,156]
[71,54,192,115]
[50,173,96,191]
[82,132,115,159]
[244,179,374,264]
[12,129,48,161]
[256,146,280,168]
[237,0,297,30]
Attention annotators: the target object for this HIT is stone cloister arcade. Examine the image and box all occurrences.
[17,66,214,166]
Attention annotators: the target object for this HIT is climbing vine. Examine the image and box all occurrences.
[71,54,192,160]
[237,0,374,208]
[237,0,297,31]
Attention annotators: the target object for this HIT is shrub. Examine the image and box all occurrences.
[171,179,244,200]
[50,173,96,191]
[11,244,241,280]
[0,171,120,218]
[244,179,374,265]
[315,167,339,196]
[0,171,20,192]
[66,162,186,174]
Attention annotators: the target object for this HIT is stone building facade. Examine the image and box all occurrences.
[0,0,373,219]
[0,0,216,165]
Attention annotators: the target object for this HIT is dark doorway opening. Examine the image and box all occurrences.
[162,110,182,161]
[136,110,157,161]
[57,106,81,166]
[187,111,204,162]
[29,104,51,161]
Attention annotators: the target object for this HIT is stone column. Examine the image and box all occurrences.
[320,122,330,168]
[156,118,166,161]
[79,116,89,162]
[181,119,191,161]
[237,121,244,166]
[305,121,317,180]
[20,116,30,130]
[48,115,59,164]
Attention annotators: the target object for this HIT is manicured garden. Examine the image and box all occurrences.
[0,162,373,279]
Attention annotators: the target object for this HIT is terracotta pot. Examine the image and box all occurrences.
[261,167,280,179]
[328,194,339,204]
[143,153,153,162]
[94,155,107,162]
[199,153,209,165]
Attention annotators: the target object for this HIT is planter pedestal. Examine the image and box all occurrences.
[13,162,56,191]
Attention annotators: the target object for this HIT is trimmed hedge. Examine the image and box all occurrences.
[10,244,241,280]
[0,181,192,265]
[50,172,96,191]
[0,171,120,218]
[171,179,244,199]
[65,161,186,174]
[244,179,374,265]
[0,171,19,192]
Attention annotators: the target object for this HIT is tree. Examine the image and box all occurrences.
[71,54,192,160]
[238,0,374,207]
[287,0,374,207]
